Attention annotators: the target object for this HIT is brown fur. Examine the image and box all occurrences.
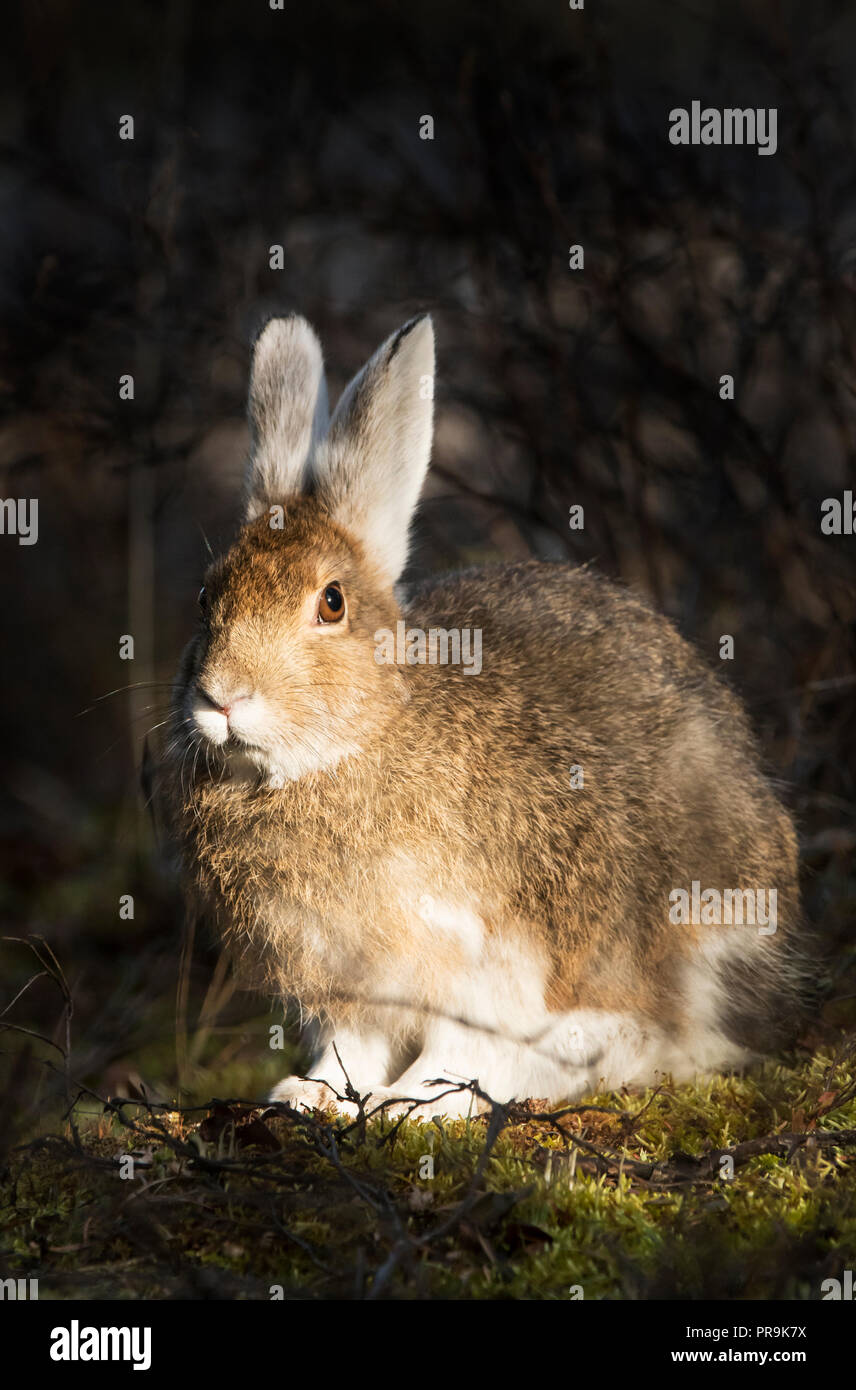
[160,513,802,1053]
[156,315,805,1105]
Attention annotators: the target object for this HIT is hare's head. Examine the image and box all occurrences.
[176,314,435,785]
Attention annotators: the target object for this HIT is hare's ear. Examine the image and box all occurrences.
[244,316,329,521]
[314,315,434,584]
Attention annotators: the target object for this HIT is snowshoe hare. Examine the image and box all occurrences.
[159,313,803,1118]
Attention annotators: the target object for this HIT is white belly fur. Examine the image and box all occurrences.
[271,897,753,1116]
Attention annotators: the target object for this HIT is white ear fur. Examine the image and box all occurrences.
[244,316,329,521]
[312,315,435,584]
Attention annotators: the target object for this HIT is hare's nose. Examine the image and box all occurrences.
[197,684,249,719]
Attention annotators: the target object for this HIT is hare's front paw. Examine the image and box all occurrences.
[367,1084,484,1122]
[268,1076,359,1117]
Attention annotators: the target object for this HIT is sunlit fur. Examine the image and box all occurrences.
[157,315,805,1117]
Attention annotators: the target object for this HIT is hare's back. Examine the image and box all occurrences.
[406,560,741,732]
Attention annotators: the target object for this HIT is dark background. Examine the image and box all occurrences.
[1,0,854,1123]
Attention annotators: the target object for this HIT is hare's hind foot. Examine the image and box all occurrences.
[370,1006,753,1117]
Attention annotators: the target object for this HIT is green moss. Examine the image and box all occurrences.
[2,1045,856,1299]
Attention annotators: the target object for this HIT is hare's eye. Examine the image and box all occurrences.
[317,582,345,624]
[198,587,208,615]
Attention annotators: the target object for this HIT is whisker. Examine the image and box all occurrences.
[76,682,180,718]
[198,524,215,561]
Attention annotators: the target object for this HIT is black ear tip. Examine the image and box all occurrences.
[390,312,434,357]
